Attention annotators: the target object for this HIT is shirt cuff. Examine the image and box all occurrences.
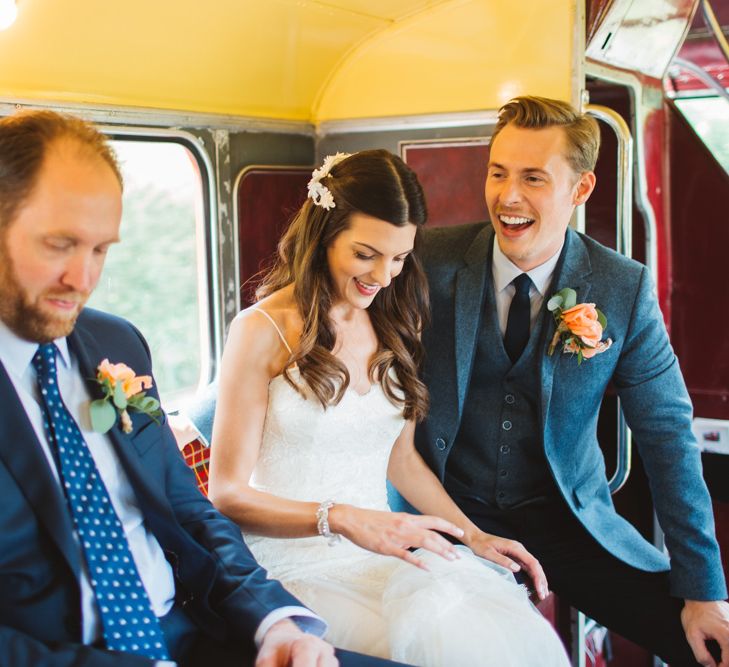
[254,606,328,647]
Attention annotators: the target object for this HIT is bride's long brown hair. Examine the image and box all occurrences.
[256,149,430,421]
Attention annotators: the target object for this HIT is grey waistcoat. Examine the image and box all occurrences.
[444,266,558,509]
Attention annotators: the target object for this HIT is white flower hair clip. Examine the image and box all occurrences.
[307,152,351,210]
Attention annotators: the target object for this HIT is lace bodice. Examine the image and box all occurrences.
[244,366,406,578]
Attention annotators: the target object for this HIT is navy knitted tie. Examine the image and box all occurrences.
[504,273,532,364]
[32,343,169,660]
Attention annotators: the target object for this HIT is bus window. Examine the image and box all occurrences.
[87,139,209,408]
[673,96,729,174]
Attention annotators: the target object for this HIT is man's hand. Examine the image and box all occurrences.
[465,528,549,600]
[255,619,338,667]
[681,599,729,667]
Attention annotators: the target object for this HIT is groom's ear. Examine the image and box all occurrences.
[573,171,596,206]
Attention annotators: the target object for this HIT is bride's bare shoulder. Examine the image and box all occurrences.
[233,285,302,354]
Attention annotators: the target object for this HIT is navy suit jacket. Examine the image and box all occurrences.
[0,308,302,666]
[416,223,727,601]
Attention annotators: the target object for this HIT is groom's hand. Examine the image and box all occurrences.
[465,529,549,600]
[681,599,729,667]
[256,619,338,667]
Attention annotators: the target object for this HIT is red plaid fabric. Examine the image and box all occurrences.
[182,438,210,496]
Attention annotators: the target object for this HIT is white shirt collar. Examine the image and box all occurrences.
[0,319,72,379]
[492,237,564,296]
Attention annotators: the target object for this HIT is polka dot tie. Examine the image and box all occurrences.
[33,343,170,660]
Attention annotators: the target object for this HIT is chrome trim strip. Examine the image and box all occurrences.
[586,62,659,277]
[0,98,315,135]
[317,110,500,136]
[585,103,634,496]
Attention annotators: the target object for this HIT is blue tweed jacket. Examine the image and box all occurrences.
[415,223,726,601]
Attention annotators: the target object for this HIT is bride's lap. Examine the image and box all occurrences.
[277,547,570,667]
[282,572,392,658]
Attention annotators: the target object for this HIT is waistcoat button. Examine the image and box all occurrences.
[505,394,515,404]
[500,444,510,454]
[502,420,512,431]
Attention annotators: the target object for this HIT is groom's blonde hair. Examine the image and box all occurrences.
[492,96,601,174]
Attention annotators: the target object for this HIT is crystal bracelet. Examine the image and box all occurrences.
[316,499,341,546]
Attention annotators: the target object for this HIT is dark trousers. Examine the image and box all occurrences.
[454,494,709,667]
[160,602,409,667]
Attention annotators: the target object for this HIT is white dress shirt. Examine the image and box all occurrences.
[0,321,323,660]
[491,239,564,336]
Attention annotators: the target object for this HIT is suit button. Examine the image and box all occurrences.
[435,437,447,451]
[502,420,512,431]
[500,445,510,454]
[499,469,508,477]
[505,394,515,404]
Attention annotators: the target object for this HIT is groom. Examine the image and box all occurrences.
[416,95,729,666]
[0,109,399,667]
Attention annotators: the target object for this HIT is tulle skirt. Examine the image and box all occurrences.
[277,545,570,666]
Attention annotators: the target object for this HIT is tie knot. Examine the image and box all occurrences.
[513,273,532,296]
[32,342,58,381]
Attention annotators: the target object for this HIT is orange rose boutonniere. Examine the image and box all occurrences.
[90,359,162,434]
[547,288,612,364]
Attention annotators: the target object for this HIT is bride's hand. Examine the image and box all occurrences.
[465,529,549,600]
[328,505,465,570]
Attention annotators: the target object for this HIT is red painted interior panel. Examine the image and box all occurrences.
[402,141,490,227]
[668,101,729,419]
[236,167,310,307]
[670,2,729,93]
[586,0,616,45]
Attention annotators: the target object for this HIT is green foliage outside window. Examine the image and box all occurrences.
[88,141,205,406]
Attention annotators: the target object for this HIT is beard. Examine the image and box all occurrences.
[0,236,88,343]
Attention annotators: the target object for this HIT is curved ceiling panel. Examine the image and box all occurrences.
[0,0,579,122]
[315,0,578,121]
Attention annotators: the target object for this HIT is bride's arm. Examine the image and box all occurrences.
[388,421,549,597]
[208,310,464,568]
[208,309,322,537]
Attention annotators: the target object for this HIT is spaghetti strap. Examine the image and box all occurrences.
[252,308,293,355]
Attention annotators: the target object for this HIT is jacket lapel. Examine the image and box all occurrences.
[68,322,167,514]
[454,227,492,419]
[0,363,81,577]
[540,229,593,430]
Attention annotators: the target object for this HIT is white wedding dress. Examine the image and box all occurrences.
[244,312,569,666]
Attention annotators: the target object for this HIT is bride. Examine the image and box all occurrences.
[208,150,569,666]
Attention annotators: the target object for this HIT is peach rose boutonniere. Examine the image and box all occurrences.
[90,359,162,434]
[547,288,613,364]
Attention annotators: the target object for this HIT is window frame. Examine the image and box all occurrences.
[102,126,219,403]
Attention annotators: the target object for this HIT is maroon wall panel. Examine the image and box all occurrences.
[237,167,309,307]
[669,102,729,419]
[670,2,729,94]
[402,141,490,227]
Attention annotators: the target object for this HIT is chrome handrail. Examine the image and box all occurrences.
[701,0,729,65]
[671,56,729,105]
[585,104,634,494]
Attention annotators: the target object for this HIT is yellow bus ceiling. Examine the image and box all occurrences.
[0,0,578,122]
